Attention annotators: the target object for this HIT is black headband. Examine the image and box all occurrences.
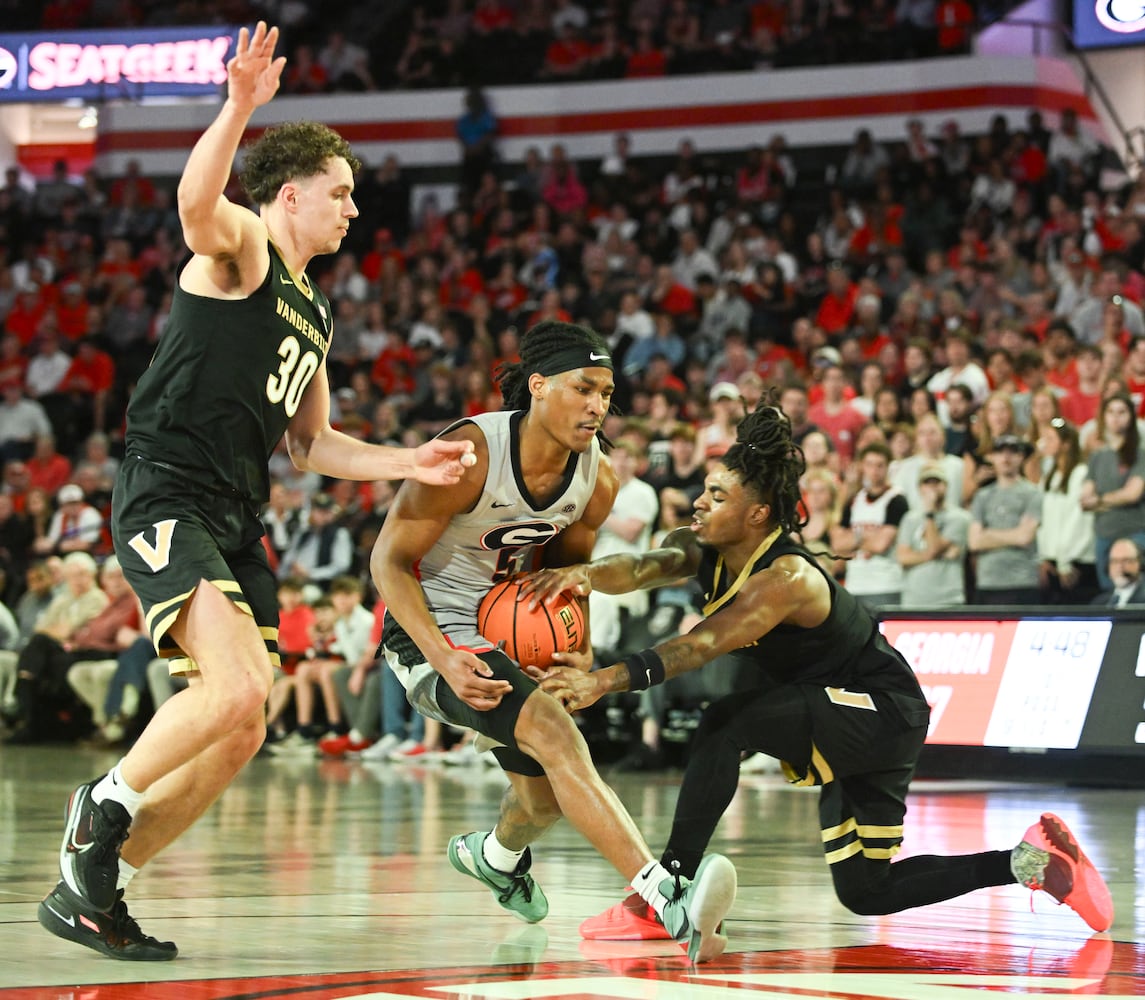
[534,345,613,377]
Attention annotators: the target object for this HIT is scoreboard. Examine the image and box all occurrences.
[879,611,1145,755]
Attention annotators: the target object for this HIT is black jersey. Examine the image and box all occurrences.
[697,531,929,726]
[125,244,332,505]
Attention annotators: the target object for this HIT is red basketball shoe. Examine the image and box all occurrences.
[1011,813,1114,932]
[579,892,674,941]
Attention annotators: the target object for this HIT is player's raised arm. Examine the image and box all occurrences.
[178,22,285,262]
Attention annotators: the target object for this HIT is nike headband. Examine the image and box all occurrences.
[535,345,613,377]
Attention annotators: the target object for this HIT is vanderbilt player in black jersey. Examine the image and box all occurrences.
[526,400,1114,940]
[39,22,475,962]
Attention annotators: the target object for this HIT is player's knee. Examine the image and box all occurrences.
[832,881,886,916]
[517,695,584,767]
[208,670,271,730]
[234,712,267,761]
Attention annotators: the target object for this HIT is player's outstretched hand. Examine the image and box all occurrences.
[436,648,512,711]
[411,439,477,485]
[537,665,604,713]
[227,22,286,112]
[520,565,592,609]
[546,646,594,673]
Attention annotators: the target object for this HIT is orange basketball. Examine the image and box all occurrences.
[477,577,585,668]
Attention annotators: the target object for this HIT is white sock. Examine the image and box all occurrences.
[482,831,525,874]
[116,858,139,893]
[91,762,145,818]
[348,728,364,742]
[631,860,674,918]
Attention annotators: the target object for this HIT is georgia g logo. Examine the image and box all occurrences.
[1096,0,1145,33]
[0,48,17,90]
[479,521,560,551]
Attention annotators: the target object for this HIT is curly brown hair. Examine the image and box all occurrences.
[239,121,362,206]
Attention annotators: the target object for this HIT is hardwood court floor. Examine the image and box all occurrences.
[1,744,1142,998]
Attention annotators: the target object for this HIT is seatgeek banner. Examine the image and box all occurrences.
[0,27,237,102]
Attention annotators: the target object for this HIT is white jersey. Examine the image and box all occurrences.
[384,410,602,702]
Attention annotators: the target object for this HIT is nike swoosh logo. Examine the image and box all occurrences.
[588,352,609,361]
[491,501,513,508]
[280,275,294,286]
[44,901,75,927]
[64,788,94,855]
[645,667,654,686]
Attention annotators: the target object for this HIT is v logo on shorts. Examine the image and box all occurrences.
[128,519,178,573]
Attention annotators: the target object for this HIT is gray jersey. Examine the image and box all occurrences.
[388,409,601,691]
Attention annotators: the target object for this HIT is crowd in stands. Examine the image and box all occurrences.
[2,10,1144,763]
[14,1,996,91]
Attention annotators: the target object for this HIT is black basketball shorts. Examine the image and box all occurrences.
[112,455,280,675]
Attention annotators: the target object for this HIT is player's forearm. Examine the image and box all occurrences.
[599,628,718,696]
[372,561,452,662]
[177,100,255,222]
[588,548,687,594]
[293,428,415,480]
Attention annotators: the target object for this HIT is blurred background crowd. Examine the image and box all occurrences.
[2,0,1143,767]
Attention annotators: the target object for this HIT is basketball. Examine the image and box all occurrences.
[477,577,585,668]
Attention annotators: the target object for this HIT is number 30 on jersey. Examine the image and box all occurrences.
[266,335,320,417]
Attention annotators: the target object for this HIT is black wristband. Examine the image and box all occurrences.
[626,648,666,691]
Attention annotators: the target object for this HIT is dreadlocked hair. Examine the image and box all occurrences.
[495,320,616,451]
[721,389,807,536]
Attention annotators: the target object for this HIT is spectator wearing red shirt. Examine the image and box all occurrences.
[283,44,329,94]
[1021,289,1054,343]
[848,202,903,266]
[753,334,797,384]
[735,146,778,206]
[360,229,405,284]
[53,282,90,341]
[486,259,528,314]
[749,0,787,54]
[946,223,990,269]
[54,338,115,449]
[4,284,47,346]
[275,577,315,673]
[815,261,858,336]
[472,0,514,33]
[808,363,869,465]
[625,26,666,77]
[1043,321,1080,394]
[850,294,893,361]
[438,249,484,311]
[0,334,27,387]
[543,23,592,78]
[26,433,72,496]
[1007,130,1047,188]
[806,346,858,406]
[108,160,157,209]
[647,264,697,319]
[1122,337,1145,414]
[1059,344,1103,427]
[541,155,588,217]
[936,0,974,53]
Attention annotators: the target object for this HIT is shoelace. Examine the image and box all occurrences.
[109,898,142,943]
[667,855,684,901]
[91,807,131,866]
[499,875,533,906]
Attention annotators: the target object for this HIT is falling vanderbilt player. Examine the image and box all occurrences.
[525,401,1114,940]
[39,22,475,962]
